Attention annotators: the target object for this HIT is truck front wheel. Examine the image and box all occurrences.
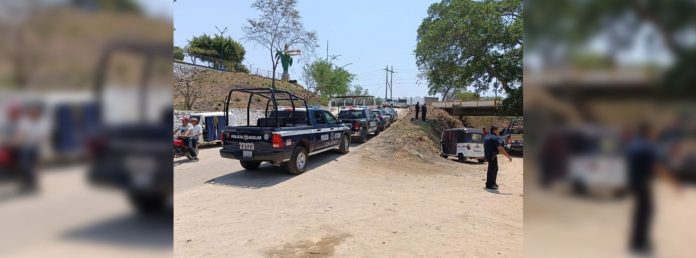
[240,160,262,170]
[287,146,308,175]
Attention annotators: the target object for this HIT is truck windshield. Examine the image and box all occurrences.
[338,110,365,119]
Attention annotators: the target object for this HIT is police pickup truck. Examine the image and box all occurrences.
[337,107,380,143]
[219,88,351,174]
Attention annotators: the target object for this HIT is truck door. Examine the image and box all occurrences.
[322,111,342,148]
[312,110,330,151]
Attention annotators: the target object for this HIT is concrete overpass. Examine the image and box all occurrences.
[432,100,500,116]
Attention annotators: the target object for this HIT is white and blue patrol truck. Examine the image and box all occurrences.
[219,88,352,174]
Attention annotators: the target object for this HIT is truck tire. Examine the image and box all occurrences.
[358,128,367,143]
[129,192,168,214]
[458,153,465,162]
[375,126,381,135]
[337,135,350,154]
[478,159,485,164]
[240,160,261,170]
[287,146,308,175]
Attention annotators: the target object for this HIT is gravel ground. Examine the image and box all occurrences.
[174,109,523,257]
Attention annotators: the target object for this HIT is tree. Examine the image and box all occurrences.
[349,85,369,96]
[174,70,202,110]
[174,46,184,61]
[307,58,354,103]
[301,62,317,92]
[186,33,248,72]
[455,91,480,101]
[243,0,318,88]
[500,86,522,116]
[525,0,696,94]
[415,0,522,96]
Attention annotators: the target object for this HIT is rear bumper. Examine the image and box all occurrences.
[219,148,290,163]
[349,129,362,137]
[89,161,172,195]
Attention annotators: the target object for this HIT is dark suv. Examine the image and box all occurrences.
[338,107,380,143]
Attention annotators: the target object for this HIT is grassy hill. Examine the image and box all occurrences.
[174,64,320,111]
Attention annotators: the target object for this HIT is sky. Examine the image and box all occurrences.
[173,0,487,99]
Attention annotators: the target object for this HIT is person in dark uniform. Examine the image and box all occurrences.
[421,104,427,121]
[483,126,512,190]
[414,102,420,120]
[625,123,680,255]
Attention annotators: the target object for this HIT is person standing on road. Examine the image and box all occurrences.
[483,126,512,190]
[421,104,427,121]
[625,123,681,255]
[414,102,420,120]
[189,118,202,161]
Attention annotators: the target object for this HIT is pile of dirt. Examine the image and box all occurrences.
[359,109,445,164]
[419,106,465,143]
[174,63,320,111]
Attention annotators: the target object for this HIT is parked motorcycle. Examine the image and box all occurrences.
[173,137,197,160]
[0,146,18,181]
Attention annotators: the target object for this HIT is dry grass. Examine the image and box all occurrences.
[0,7,171,89]
[174,68,320,111]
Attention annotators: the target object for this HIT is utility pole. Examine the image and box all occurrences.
[390,65,395,101]
[384,66,394,103]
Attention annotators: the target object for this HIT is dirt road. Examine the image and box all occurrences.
[0,165,172,258]
[174,110,523,257]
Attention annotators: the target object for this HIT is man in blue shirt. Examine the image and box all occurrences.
[625,123,681,255]
[483,126,512,190]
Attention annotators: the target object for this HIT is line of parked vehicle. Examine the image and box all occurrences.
[215,88,400,175]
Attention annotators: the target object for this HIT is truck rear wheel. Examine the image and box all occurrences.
[458,153,465,162]
[240,160,261,170]
[337,135,350,154]
[477,159,485,164]
[287,146,308,175]
[129,192,168,214]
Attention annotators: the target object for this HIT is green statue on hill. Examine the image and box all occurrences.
[276,44,294,81]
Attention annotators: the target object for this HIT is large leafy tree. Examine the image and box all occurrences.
[307,59,354,103]
[243,0,318,88]
[186,34,248,73]
[174,46,184,61]
[415,0,522,97]
[525,0,696,94]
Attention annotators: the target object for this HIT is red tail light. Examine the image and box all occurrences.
[352,121,360,130]
[0,148,12,165]
[272,133,282,148]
